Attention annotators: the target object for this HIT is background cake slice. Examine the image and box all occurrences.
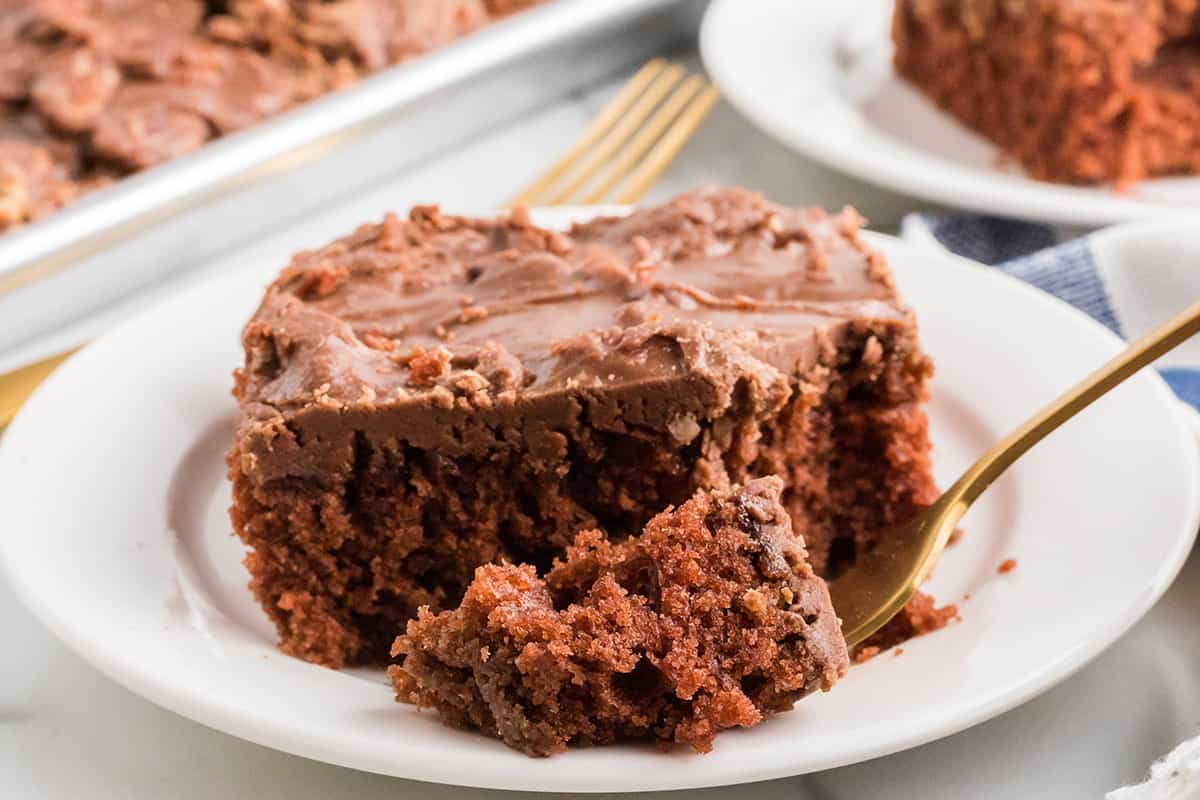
[227,188,938,667]
[390,477,850,756]
[894,0,1200,186]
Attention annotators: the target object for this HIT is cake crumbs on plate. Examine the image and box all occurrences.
[853,646,881,664]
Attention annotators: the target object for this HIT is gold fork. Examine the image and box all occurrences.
[0,59,720,430]
[835,299,1200,648]
[0,354,69,431]
[510,58,720,208]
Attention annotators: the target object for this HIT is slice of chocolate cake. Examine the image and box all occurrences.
[390,478,850,756]
[894,0,1200,187]
[227,188,937,668]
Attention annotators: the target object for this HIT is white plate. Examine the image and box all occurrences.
[1,208,1197,793]
[700,0,1200,227]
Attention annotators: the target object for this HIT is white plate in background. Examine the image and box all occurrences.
[0,208,1196,792]
[700,0,1200,227]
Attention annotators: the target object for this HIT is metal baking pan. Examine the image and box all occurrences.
[0,0,704,353]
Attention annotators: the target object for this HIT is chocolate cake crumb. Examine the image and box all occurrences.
[855,591,959,660]
[390,478,849,756]
[853,646,880,664]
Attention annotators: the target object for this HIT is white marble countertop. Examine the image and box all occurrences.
[2,53,1195,800]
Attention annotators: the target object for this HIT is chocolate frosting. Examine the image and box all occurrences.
[235,189,911,429]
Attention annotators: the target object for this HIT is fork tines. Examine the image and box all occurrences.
[509,59,720,209]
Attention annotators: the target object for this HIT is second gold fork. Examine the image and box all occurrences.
[510,58,720,208]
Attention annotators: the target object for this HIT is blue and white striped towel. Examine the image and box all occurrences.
[901,213,1200,413]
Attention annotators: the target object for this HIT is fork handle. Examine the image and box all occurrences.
[951,299,1200,506]
[0,350,74,430]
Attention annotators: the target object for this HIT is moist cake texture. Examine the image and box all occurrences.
[0,0,540,231]
[893,0,1200,187]
[228,188,939,668]
[390,477,850,756]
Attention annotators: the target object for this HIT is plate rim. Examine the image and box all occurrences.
[699,0,1200,227]
[1,219,1198,793]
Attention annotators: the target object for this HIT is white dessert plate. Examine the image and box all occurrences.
[700,0,1200,227]
[1,207,1197,793]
